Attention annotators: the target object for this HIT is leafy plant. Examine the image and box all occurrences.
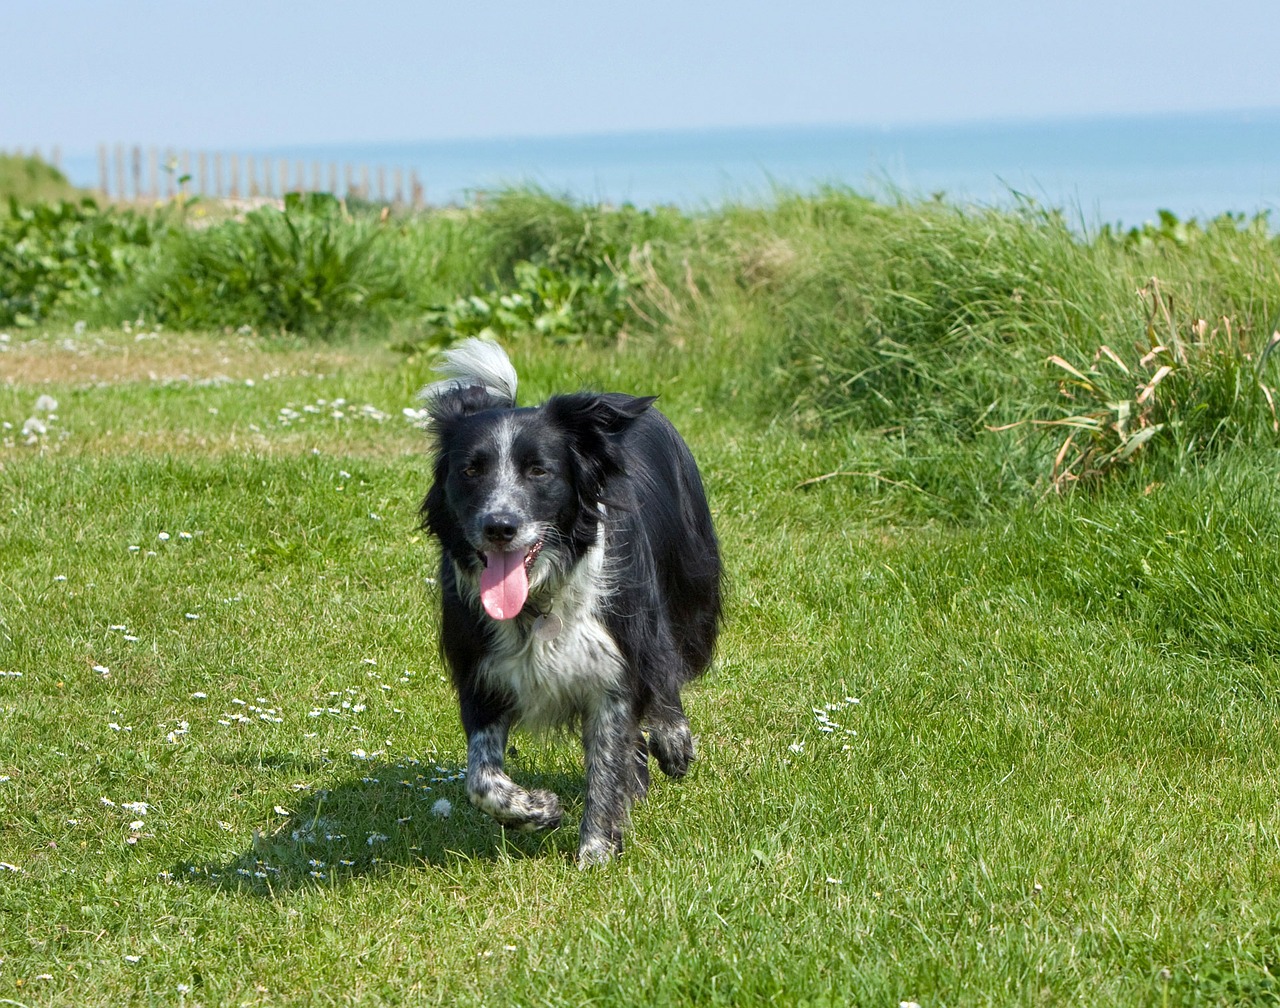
[0,197,158,326]
[407,256,636,350]
[134,192,407,336]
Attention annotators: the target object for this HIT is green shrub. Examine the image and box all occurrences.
[396,190,696,353]
[132,192,408,336]
[0,198,159,326]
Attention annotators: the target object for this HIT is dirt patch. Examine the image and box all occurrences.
[0,332,377,388]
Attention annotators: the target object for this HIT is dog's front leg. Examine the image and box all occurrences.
[466,719,564,832]
[578,693,641,867]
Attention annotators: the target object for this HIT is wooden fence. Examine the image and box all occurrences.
[94,144,426,207]
[3,144,425,207]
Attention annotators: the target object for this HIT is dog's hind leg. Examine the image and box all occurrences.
[466,719,563,832]
[645,694,696,779]
[578,693,642,867]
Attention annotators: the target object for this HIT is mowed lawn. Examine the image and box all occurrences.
[3,327,1280,1007]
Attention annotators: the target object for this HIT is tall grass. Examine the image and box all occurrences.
[5,183,1279,508]
[718,190,1280,514]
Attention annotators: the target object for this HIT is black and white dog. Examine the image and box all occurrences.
[419,339,722,865]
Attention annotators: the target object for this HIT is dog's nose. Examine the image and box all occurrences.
[482,514,519,544]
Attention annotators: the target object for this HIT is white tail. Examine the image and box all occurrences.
[420,338,519,407]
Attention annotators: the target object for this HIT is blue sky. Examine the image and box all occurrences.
[4,0,1279,151]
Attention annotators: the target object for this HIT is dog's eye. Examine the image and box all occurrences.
[461,464,481,479]
[527,464,550,478]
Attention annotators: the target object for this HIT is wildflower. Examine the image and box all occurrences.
[22,417,47,438]
[124,955,141,963]
[367,833,389,845]
[93,664,110,676]
[158,532,170,541]
[34,394,58,412]
[431,799,452,818]
[121,801,149,815]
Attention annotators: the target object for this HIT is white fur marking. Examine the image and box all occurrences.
[477,540,623,730]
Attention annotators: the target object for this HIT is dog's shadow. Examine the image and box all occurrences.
[174,754,583,896]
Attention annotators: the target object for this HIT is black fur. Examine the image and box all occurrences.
[419,343,721,865]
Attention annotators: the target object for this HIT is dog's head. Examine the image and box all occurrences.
[422,368,654,620]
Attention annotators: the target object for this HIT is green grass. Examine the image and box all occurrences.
[3,321,1280,1006]
[0,154,83,205]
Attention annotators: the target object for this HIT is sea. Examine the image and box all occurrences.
[60,108,1280,230]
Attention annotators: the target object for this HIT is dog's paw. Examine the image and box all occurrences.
[514,788,564,832]
[576,834,621,869]
[649,720,696,779]
[471,784,563,831]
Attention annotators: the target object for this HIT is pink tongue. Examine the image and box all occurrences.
[480,550,529,620]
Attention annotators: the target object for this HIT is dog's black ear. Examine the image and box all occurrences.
[423,384,507,431]
[545,392,656,439]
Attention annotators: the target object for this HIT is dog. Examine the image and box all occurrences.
[419,339,722,866]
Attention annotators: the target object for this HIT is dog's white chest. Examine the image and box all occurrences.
[479,610,624,728]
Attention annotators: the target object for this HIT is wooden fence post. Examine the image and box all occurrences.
[97,144,109,199]
[131,146,142,202]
